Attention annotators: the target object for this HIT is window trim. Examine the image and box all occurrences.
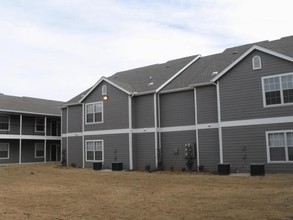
[252,55,262,70]
[85,102,104,124]
[266,130,293,163]
[35,143,45,158]
[262,72,293,108]
[0,115,10,131]
[0,143,9,159]
[85,140,104,162]
[35,117,45,132]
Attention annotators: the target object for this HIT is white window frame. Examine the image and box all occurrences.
[0,143,9,159]
[252,55,262,70]
[85,102,103,124]
[266,130,293,163]
[262,72,293,107]
[0,115,10,131]
[85,140,104,162]
[35,143,45,158]
[35,117,45,132]
[102,85,107,96]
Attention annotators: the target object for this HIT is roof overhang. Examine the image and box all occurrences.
[211,45,293,82]
[0,109,61,117]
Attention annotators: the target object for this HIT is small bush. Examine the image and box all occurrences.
[145,165,151,172]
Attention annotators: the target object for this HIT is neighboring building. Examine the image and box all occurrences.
[0,94,63,165]
[62,36,293,173]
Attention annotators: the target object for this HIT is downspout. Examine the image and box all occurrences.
[216,82,223,163]
[157,93,161,170]
[154,93,158,168]
[82,103,85,168]
[128,95,133,170]
[194,88,200,172]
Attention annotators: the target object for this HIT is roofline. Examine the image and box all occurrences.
[78,77,132,103]
[61,102,82,108]
[211,45,293,82]
[155,55,201,93]
[132,90,156,96]
[0,109,61,117]
[189,82,215,87]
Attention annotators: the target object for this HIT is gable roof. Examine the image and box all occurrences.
[0,94,64,116]
[161,35,293,91]
[65,55,198,105]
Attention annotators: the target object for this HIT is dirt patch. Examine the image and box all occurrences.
[0,164,292,220]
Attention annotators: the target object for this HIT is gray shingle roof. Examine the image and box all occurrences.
[0,94,64,116]
[161,36,293,91]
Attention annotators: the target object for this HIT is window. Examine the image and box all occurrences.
[86,140,103,162]
[252,56,262,70]
[0,143,9,159]
[266,130,293,163]
[35,118,45,132]
[86,102,103,123]
[0,115,9,131]
[262,73,293,106]
[35,143,45,158]
[102,85,107,96]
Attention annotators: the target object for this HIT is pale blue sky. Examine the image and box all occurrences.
[0,0,292,101]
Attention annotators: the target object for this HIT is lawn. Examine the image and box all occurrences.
[0,164,292,220]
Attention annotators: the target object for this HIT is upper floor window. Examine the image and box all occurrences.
[86,140,103,162]
[86,102,103,124]
[35,118,45,132]
[0,143,9,159]
[0,115,9,131]
[262,73,293,107]
[102,85,107,95]
[252,56,262,70]
[35,143,44,158]
[266,130,293,163]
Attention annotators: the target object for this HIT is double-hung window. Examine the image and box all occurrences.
[0,115,9,131]
[35,118,45,132]
[266,131,293,162]
[86,102,103,124]
[0,143,9,159]
[262,73,293,106]
[86,140,103,162]
[35,143,45,158]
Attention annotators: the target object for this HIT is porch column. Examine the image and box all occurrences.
[19,114,22,164]
[44,117,47,163]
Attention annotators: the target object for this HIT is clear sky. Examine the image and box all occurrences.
[1,0,292,101]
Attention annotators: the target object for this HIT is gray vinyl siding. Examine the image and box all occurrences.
[222,122,293,173]
[160,90,195,127]
[22,116,42,135]
[132,94,154,128]
[68,105,82,133]
[0,114,20,135]
[133,133,156,170]
[198,128,219,171]
[62,137,67,158]
[61,108,67,134]
[161,130,196,171]
[21,140,45,163]
[68,136,83,168]
[196,86,218,124]
[0,140,19,163]
[84,134,130,170]
[220,51,293,121]
[84,82,129,131]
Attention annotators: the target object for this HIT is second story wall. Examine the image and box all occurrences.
[132,94,154,128]
[219,50,293,122]
[61,108,67,134]
[68,105,82,133]
[160,90,195,127]
[0,114,20,135]
[83,82,129,131]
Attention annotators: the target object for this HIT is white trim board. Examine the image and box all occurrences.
[0,134,61,140]
[0,108,61,117]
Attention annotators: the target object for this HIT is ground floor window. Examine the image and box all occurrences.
[266,130,293,162]
[0,143,9,159]
[35,143,45,158]
[86,140,103,162]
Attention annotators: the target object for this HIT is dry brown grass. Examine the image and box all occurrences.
[0,164,292,220]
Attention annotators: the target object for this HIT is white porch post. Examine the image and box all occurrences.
[19,114,22,164]
[128,96,133,170]
[154,93,158,168]
[44,116,47,163]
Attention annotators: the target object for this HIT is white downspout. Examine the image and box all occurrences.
[128,95,133,170]
[216,82,223,163]
[194,88,200,171]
